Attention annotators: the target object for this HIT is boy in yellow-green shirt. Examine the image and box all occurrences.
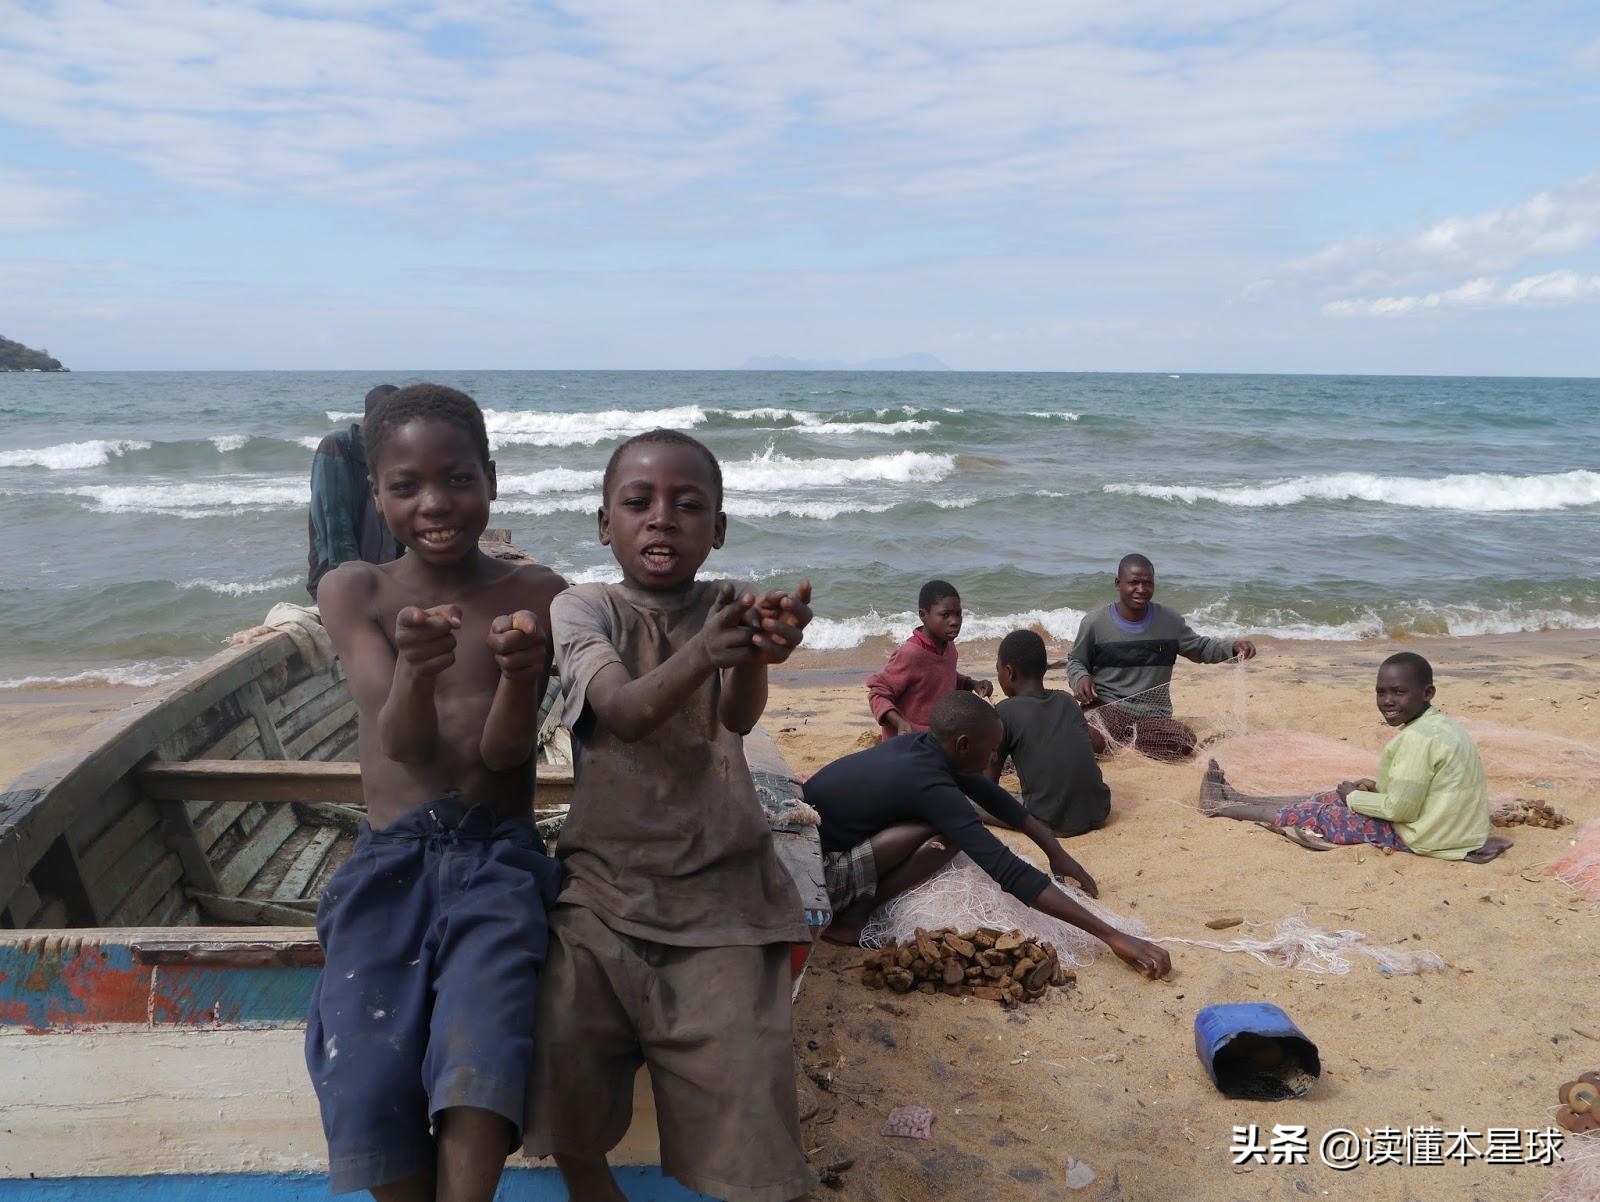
[1201,652,1497,860]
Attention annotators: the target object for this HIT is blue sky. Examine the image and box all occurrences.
[2,1,1598,373]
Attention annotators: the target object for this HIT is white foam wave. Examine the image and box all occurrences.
[723,447,955,491]
[497,468,604,496]
[1184,600,1600,642]
[178,575,299,597]
[1108,470,1600,512]
[729,498,897,520]
[0,660,192,690]
[794,419,937,436]
[295,435,326,450]
[326,410,361,422]
[803,605,1088,651]
[563,565,625,585]
[709,408,936,436]
[63,479,307,515]
[210,435,250,453]
[484,405,707,448]
[494,496,596,517]
[1026,411,1081,421]
[0,439,151,470]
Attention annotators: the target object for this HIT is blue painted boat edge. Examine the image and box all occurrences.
[0,1168,716,1201]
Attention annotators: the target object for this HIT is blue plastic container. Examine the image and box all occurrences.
[1194,1003,1321,1100]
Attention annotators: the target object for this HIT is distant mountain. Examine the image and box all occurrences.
[739,352,949,372]
[0,336,67,372]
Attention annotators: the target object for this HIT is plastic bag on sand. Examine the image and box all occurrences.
[882,1106,934,1139]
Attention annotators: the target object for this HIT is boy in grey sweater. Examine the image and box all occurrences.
[1066,554,1255,760]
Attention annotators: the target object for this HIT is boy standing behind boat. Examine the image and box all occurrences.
[308,384,567,1202]
[525,429,818,1202]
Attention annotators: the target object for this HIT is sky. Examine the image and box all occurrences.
[2,1,1598,373]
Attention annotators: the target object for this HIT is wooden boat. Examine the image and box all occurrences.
[0,554,829,1200]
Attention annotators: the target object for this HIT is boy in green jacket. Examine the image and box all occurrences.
[1201,652,1495,860]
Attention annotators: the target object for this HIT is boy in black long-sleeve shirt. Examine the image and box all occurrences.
[803,692,1170,978]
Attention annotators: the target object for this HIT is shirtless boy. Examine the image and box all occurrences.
[308,383,567,1202]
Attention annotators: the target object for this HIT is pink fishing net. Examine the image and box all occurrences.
[1087,659,1250,763]
[1550,819,1600,911]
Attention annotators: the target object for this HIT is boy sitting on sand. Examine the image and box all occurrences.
[866,578,992,739]
[989,629,1111,836]
[805,691,1171,978]
[309,384,568,1202]
[1202,651,1499,860]
[1067,553,1255,760]
[526,430,818,1202]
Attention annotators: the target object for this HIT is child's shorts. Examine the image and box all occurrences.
[524,904,816,1202]
[305,796,562,1195]
[822,838,878,910]
[1275,791,1411,852]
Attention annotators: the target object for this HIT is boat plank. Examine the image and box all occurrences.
[275,827,340,901]
[284,697,357,761]
[92,833,168,920]
[197,716,264,762]
[194,800,251,851]
[244,825,315,899]
[159,794,221,894]
[143,759,574,806]
[77,799,161,884]
[193,891,317,926]
[64,777,143,859]
[265,667,343,724]
[215,806,298,896]
[241,679,287,759]
[2,879,42,927]
[304,720,360,764]
[107,852,183,926]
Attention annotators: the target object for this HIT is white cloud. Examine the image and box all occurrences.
[1297,171,1600,280]
[0,1,1501,213]
[1323,270,1600,316]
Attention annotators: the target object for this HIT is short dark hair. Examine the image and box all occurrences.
[601,429,723,508]
[363,383,399,421]
[1117,553,1154,577]
[998,629,1048,679]
[1380,651,1434,688]
[929,690,1001,741]
[918,579,960,611]
[364,383,490,470]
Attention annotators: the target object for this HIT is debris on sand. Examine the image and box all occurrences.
[882,1105,935,1139]
[1492,798,1570,828]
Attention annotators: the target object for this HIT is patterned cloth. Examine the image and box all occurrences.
[1275,791,1410,852]
[822,838,878,910]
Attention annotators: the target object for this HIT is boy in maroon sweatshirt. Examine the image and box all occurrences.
[866,579,992,739]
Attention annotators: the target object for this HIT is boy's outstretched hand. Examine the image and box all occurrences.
[969,678,994,699]
[395,604,461,677]
[1073,677,1099,706]
[487,610,547,683]
[1107,932,1172,979]
[702,583,760,669]
[1233,640,1258,660]
[744,581,813,665]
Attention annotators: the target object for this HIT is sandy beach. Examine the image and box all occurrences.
[4,629,1596,1200]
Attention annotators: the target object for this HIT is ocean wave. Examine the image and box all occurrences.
[484,405,708,448]
[210,435,251,453]
[730,498,897,520]
[707,407,937,435]
[1107,470,1600,512]
[0,660,192,690]
[498,467,604,496]
[63,479,308,515]
[0,439,152,470]
[723,447,956,491]
[1025,411,1081,421]
[804,605,1088,651]
[177,575,300,597]
[1185,600,1600,641]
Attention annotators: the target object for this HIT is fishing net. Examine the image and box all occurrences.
[1206,731,1380,797]
[1459,721,1600,795]
[1087,658,1250,764]
[858,855,1149,968]
[1550,819,1600,911]
[1544,1131,1600,1202]
[1159,911,1445,976]
[858,856,1443,975]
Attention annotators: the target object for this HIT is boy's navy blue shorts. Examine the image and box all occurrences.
[305,796,562,1195]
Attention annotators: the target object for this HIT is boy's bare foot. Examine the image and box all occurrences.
[821,923,863,947]
[1199,758,1228,815]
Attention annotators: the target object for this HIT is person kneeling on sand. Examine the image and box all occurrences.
[1201,651,1505,861]
[803,691,1171,978]
[989,629,1111,837]
[1067,553,1255,760]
